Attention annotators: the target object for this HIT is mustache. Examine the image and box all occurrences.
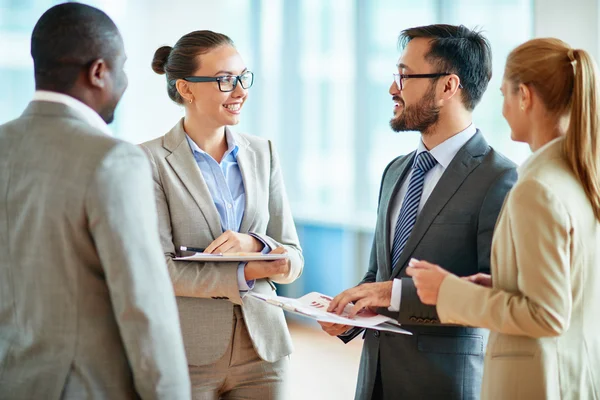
[393,96,404,106]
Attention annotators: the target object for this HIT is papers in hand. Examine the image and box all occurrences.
[248,291,411,335]
[174,252,290,262]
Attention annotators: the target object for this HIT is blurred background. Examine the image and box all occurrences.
[1,0,598,398]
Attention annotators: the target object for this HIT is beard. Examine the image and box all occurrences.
[390,84,440,134]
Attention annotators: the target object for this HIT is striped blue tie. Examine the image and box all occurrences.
[391,151,438,269]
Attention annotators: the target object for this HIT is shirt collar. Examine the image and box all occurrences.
[32,90,112,136]
[415,123,477,168]
[185,128,239,159]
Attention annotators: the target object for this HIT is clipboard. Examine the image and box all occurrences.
[173,252,290,262]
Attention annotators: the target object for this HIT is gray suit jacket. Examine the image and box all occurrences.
[0,102,190,399]
[140,119,303,366]
[355,131,517,400]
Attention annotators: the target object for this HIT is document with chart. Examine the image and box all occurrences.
[248,291,411,335]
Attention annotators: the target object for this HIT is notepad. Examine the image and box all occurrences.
[173,252,290,262]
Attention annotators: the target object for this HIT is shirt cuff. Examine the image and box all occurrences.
[237,262,255,297]
[388,278,402,312]
[249,232,272,254]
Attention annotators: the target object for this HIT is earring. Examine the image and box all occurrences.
[189,98,193,104]
[520,103,524,111]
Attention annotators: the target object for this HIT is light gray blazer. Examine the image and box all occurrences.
[0,102,190,399]
[140,119,303,366]
[355,132,517,400]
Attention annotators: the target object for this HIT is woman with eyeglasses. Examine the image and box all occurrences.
[141,30,303,399]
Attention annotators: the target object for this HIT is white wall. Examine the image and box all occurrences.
[534,0,599,59]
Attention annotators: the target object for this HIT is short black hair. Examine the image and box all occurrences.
[399,24,492,111]
[31,2,121,92]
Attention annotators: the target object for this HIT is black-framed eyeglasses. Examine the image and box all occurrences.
[178,71,254,92]
[393,72,463,91]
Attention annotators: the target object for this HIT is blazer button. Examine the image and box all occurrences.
[223,297,229,300]
[211,297,217,299]
[417,318,424,323]
[373,330,380,338]
[410,316,417,322]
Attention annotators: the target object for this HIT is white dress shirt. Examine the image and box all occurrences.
[32,90,112,137]
[388,124,477,311]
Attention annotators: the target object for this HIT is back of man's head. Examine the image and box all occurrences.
[31,2,121,93]
[399,24,492,112]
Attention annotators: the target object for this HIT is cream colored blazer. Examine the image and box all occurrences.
[437,137,600,400]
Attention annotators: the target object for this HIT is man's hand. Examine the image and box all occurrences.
[244,247,290,281]
[204,230,262,254]
[318,322,352,337]
[461,273,492,288]
[327,282,393,318]
[405,259,451,305]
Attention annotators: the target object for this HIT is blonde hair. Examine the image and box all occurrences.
[505,38,600,220]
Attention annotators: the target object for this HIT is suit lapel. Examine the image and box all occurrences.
[378,152,415,279]
[163,120,223,239]
[234,131,257,233]
[390,131,489,278]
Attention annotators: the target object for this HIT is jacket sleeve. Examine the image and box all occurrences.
[338,158,398,343]
[140,144,243,305]
[86,143,191,400]
[437,178,573,337]
[359,157,401,285]
[249,140,303,284]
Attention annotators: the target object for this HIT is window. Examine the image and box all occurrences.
[0,0,534,295]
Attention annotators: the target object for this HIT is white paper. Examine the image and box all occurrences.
[248,291,411,335]
[174,253,290,262]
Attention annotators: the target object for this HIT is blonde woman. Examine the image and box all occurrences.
[407,38,600,399]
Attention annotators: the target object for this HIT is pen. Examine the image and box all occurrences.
[180,246,205,253]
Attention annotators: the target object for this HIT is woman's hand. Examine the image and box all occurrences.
[244,247,290,280]
[461,273,493,288]
[204,230,262,254]
[405,258,451,305]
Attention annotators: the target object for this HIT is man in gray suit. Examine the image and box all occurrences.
[322,25,517,399]
[0,3,190,399]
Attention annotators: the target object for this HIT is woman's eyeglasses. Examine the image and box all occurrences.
[173,71,254,93]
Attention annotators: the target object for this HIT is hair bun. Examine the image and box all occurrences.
[151,45,172,74]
